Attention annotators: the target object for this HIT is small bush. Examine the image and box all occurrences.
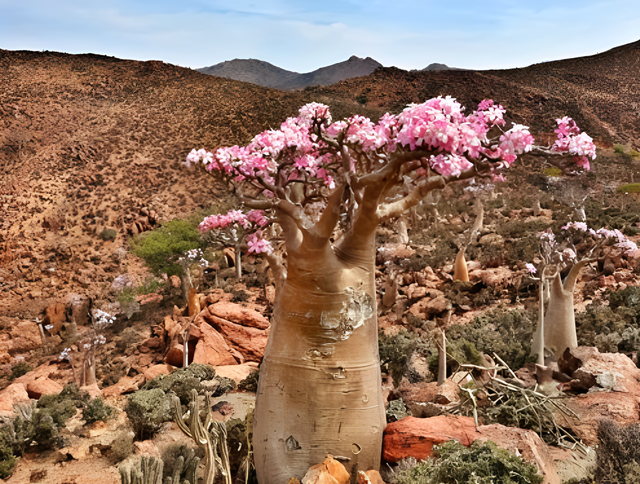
[238,371,259,392]
[447,309,536,371]
[616,183,640,194]
[83,397,116,424]
[388,440,543,484]
[386,399,410,423]
[630,149,640,158]
[99,228,117,241]
[0,424,17,479]
[109,431,135,463]
[614,144,626,154]
[125,388,172,440]
[596,420,640,483]
[130,218,202,276]
[543,166,563,177]
[9,362,31,381]
[379,330,432,385]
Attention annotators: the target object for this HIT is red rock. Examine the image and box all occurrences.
[192,323,239,366]
[133,440,161,457]
[0,382,30,416]
[408,293,450,317]
[140,337,163,350]
[102,374,145,398]
[27,377,64,399]
[169,275,181,288]
[144,364,175,381]
[376,244,416,264]
[207,301,270,329]
[468,267,512,287]
[0,320,43,357]
[136,293,163,305]
[214,363,258,384]
[204,314,269,362]
[383,416,480,462]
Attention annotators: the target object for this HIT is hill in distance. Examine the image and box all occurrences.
[197,55,382,90]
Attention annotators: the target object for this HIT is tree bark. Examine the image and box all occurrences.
[253,233,385,484]
[544,262,587,358]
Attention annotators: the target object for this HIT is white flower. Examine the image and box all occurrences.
[525,263,537,274]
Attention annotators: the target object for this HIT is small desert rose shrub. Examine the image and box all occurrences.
[387,440,543,484]
[596,420,640,483]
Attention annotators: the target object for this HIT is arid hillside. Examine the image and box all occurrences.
[1,40,639,317]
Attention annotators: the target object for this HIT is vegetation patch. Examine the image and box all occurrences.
[387,440,543,484]
[596,420,640,483]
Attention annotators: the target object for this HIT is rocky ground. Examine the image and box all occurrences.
[2,43,640,484]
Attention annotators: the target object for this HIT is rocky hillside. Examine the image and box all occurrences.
[197,55,382,90]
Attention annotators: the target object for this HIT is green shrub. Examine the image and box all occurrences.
[379,330,432,385]
[616,183,640,194]
[596,420,640,483]
[386,399,410,423]
[0,424,17,479]
[447,309,536,371]
[130,218,202,276]
[83,397,116,424]
[238,371,259,392]
[125,388,173,440]
[614,144,626,154]
[142,363,225,404]
[9,362,31,381]
[99,228,117,241]
[630,149,640,158]
[543,166,563,177]
[388,440,543,484]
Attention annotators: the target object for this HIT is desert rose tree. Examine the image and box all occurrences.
[186,98,595,483]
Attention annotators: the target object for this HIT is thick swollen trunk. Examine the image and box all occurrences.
[253,234,385,484]
[544,262,587,359]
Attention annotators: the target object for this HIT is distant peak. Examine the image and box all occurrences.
[348,55,361,61]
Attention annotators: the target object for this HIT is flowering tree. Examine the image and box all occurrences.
[199,209,270,278]
[56,308,115,386]
[529,223,637,362]
[187,98,595,483]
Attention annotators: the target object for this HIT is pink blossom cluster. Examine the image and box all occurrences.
[199,209,273,254]
[560,222,638,255]
[199,209,269,232]
[551,117,596,170]
[246,231,273,254]
[187,99,592,200]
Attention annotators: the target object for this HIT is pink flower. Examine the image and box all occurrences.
[525,263,537,274]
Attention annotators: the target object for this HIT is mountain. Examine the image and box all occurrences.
[421,63,460,71]
[197,55,382,90]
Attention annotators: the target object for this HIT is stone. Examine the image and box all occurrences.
[170,275,181,288]
[214,363,259,384]
[376,244,416,264]
[102,374,145,398]
[302,455,350,484]
[0,319,42,356]
[408,293,450,317]
[468,267,513,287]
[203,314,269,362]
[207,301,270,329]
[479,233,505,248]
[192,323,239,366]
[80,383,103,399]
[0,382,30,416]
[133,440,161,457]
[111,273,135,292]
[143,364,175,381]
[26,377,64,399]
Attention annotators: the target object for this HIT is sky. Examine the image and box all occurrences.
[1,1,639,73]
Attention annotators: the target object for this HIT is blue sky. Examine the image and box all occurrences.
[1,1,639,72]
